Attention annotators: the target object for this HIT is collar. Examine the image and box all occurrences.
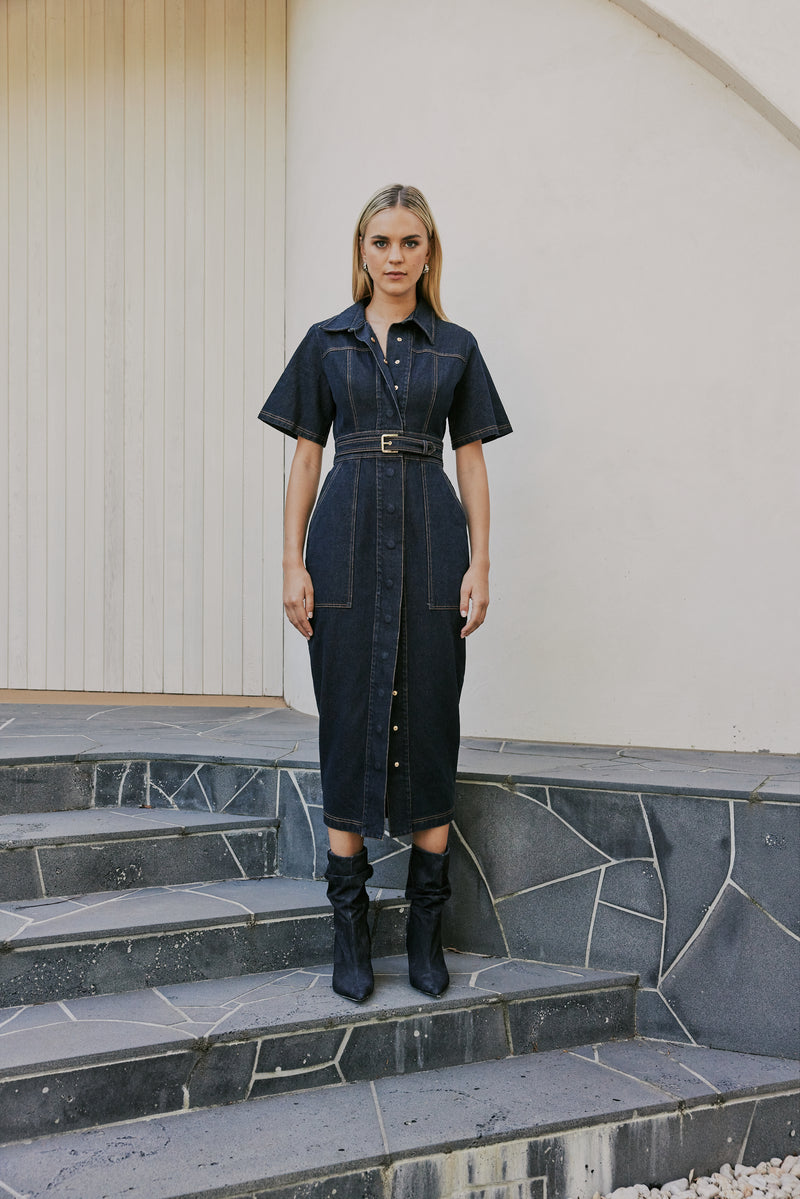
[321,298,436,343]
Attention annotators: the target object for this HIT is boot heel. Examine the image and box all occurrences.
[405,844,451,997]
[325,848,374,1003]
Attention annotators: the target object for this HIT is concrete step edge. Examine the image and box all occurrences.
[0,953,638,1076]
[0,806,280,850]
[1,877,403,950]
[0,879,409,1007]
[0,956,639,1143]
[0,1041,796,1199]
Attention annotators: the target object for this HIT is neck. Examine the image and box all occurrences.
[365,292,417,326]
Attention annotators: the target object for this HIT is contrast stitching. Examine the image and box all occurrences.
[423,464,463,611]
[451,422,512,449]
[346,348,359,429]
[422,464,434,609]
[411,348,466,362]
[362,459,386,825]
[258,413,327,445]
[312,461,359,609]
[320,344,369,358]
[421,347,438,433]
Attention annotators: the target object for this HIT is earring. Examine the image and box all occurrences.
[362,260,368,271]
[422,263,429,274]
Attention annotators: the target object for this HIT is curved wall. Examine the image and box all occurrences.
[612,0,800,143]
[283,0,800,751]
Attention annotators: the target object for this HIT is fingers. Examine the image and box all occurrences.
[284,603,312,640]
[460,588,489,638]
[461,599,488,637]
[284,578,314,640]
[285,599,313,640]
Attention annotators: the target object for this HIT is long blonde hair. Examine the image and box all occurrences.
[352,184,446,320]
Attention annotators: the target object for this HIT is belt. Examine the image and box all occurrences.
[334,431,443,461]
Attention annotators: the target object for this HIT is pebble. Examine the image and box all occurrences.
[590,1156,800,1199]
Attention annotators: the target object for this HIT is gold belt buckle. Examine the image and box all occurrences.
[381,432,399,454]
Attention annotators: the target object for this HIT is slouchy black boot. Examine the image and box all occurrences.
[405,844,451,997]
[324,847,374,1003]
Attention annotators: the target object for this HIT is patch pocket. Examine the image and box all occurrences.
[423,464,470,609]
[306,461,359,608]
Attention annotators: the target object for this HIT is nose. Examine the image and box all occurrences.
[388,242,403,263]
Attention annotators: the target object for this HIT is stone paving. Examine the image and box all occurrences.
[0,951,637,1143]
[0,1039,796,1199]
[1,702,798,797]
[0,875,407,1007]
[0,806,278,899]
[0,701,798,1198]
[1,702,798,1058]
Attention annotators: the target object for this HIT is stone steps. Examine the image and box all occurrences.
[0,1038,796,1199]
[0,876,407,1006]
[0,806,279,900]
[0,706,797,1198]
[0,951,636,1143]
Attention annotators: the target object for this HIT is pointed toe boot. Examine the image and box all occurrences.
[405,844,451,997]
[324,847,374,1003]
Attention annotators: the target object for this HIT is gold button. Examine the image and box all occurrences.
[384,358,388,363]
[394,359,400,364]
[394,385,398,390]
[371,336,376,342]
[392,690,398,696]
[394,761,400,768]
[396,337,402,342]
[393,725,399,731]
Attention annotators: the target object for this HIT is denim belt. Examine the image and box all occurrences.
[334,431,444,461]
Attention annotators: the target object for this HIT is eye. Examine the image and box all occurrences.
[404,240,419,248]
[372,239,388,248]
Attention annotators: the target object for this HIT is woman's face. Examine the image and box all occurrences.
[360,206,430,307]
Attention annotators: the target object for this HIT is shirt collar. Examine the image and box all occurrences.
[321,298,436,343]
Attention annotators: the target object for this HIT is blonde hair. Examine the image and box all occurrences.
[352,184,446,320]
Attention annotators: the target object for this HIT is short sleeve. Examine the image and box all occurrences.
[257,325,334,446]
[448,335,513,450]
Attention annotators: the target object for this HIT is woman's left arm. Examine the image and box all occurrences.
[455,440,491,638]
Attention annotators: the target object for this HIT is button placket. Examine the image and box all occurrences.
[369,325,403,426]
[365,449,404,810]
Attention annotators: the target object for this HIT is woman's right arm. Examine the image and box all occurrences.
[283,437,324,639]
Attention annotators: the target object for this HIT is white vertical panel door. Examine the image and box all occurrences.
[0,0,286,696]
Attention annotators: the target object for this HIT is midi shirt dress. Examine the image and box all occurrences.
[258,299,511,840]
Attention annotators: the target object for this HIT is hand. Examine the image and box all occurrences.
[283,563,315,639]
[459,564,489,638]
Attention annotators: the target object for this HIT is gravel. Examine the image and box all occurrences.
[593,1155,800,1199]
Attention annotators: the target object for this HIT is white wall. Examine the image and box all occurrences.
[613,0,800,139]
[282,0,800,751]
[0,0,286,696]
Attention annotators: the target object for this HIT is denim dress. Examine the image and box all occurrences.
[258,299,512,839]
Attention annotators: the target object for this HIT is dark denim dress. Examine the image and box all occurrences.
[258,300,511,839]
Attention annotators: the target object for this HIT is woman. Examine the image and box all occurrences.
[259,184,511,1004]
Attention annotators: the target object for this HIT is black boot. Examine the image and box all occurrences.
[405,844,451,997]
[324,847,374,1003]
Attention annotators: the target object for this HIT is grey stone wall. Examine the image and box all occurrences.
[85,756,800,1060]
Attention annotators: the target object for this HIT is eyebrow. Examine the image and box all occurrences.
[368,232,422,240]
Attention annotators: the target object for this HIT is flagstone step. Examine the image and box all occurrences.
[0,1038,796,1198]
[0,952,636,1143]
[0,877,406,1007]
[0,807,279,901]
